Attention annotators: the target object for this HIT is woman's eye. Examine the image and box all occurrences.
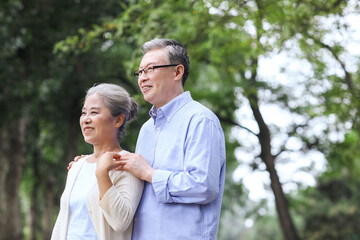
[91,111,98,114]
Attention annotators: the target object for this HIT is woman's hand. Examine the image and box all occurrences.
[96,152,122,175]
[67,155,87,170]
[96,152,123,199]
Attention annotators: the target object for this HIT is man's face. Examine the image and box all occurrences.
[137,48,177,109]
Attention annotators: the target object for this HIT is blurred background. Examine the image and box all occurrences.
[1,0,360,239]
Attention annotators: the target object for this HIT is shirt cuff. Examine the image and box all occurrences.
[152,169,173,203]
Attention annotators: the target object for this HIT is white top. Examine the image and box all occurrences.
[51,151,144,240]
[67,160,98,239]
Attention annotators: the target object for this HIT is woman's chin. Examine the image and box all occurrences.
[83,137,95,145]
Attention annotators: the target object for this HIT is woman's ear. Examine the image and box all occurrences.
[115,114,125,128]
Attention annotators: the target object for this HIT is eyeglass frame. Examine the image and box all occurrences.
[133,64,179,78]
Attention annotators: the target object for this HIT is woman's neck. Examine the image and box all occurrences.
[92,142,122,159]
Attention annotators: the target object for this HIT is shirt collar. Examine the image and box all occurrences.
[149,91,192,122]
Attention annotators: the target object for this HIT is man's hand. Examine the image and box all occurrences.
[67,155,87,170]
[116,153,154,183]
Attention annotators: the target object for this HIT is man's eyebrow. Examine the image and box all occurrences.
[139,62,158,69]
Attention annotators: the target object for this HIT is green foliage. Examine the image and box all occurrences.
[245,214,282,240]
[292,129,360,239]
[1,0,360,239]
[324,130,360,180]
[296,177,360,240]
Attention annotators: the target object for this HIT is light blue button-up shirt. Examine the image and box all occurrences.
[132,91,226,240]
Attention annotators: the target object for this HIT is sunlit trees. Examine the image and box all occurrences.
[1,0,359,239]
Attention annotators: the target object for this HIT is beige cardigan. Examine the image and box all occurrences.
[51,152,143,240]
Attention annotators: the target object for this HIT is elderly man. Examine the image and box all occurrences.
[119,38,226,240]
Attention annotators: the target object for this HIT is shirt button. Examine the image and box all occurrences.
[157,127,160,131]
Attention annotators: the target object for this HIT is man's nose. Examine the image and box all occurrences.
[138,74,149,84]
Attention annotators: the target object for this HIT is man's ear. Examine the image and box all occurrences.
[115,114,125,128]
[174,64,185,82]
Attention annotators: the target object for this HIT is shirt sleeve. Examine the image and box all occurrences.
[98,171,144,232]
[152,116,225,204]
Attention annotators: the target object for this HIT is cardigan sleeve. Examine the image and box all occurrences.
[97,170,143,232]
[50,215,61,240]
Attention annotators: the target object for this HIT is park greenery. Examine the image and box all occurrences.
[1,0,359,239]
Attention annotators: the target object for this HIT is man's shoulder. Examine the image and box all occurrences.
[138,118,154,133]
[183,100,219,121]
[142,117,153,126]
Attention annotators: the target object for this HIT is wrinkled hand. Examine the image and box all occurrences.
[96,152,123,174]
[116,153,154,183]
[67,155,87,170]
[95,152,124,200]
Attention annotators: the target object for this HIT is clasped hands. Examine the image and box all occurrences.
[68,152,154,182]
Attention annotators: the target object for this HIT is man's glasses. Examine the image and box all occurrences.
[133,64,178,78]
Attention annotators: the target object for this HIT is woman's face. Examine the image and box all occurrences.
[79,93,118,146]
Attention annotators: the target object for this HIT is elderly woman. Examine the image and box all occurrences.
[51,83,143,240]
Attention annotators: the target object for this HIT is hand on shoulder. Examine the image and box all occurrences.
[67,155,87,170]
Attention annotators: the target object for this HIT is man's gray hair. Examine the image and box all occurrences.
[141,38,190,87]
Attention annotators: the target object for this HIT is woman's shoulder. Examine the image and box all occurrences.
[68,155,89,171]
[109,151,143,185]
[74,155,89,165]
[119,149,129,155]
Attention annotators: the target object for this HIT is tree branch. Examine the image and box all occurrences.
[310,36,357,95]
[218,116,258,137]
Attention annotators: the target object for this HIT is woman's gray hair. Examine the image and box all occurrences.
[141,38,190,87]
[85,83,138,142]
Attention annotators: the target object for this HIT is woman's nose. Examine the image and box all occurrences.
[85,116,91,123]
[81,114,91,124]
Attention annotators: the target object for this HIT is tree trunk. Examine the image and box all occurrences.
[42,177,56,240]
[0,118,26,240]
[28,150,41,240]
[65,113,80,166]
[249,92,300,240]
[265,154,299,240]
